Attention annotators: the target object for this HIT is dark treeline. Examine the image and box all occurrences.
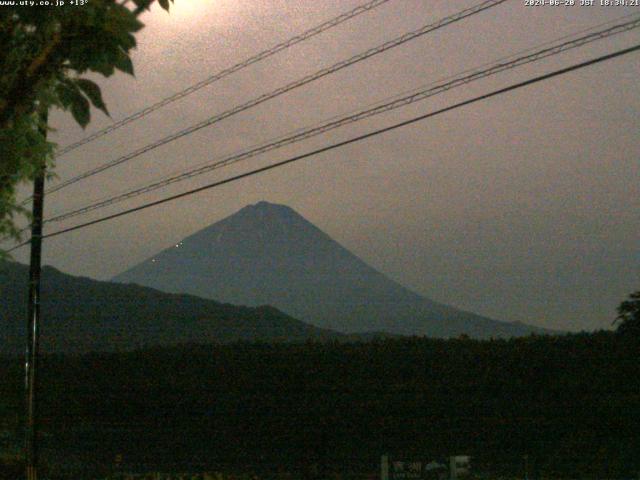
[0,332,638,478]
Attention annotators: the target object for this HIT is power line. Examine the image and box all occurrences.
[40,0,508,197]
[54,0,395,158]
[59,11,638,215]
[8,0,394,191]
[43,16,640,225]
[8,43,640,253]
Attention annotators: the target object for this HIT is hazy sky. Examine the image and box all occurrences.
[7,0,640,332]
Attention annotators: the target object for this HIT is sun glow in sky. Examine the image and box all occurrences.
[153,0,238,26]
[169,0,206,18]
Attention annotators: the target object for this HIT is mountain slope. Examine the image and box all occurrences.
[0,260,340,354]
[114,201,547,338]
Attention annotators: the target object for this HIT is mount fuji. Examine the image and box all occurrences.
[114,201,547,338]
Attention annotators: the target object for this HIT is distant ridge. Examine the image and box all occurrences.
[0,259,344,355]
[114,201,550,338]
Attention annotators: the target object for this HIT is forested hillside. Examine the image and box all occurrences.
[0,260,340,354]
[1,332,638,478]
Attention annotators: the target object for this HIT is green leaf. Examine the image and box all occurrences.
[109,3,145,33]
[121,33,137,51]
[132,0,153,11]
[57,79,91,128]
[75,78,110,117]
[91,60,116,77]
[55,81,78,110]
[158,0,171,11]
[70,93,91,129]
[114,50,134,76]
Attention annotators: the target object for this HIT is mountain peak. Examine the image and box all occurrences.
[218,201,314,235]
[253,200,286,209]
[238,201,299,217]
[114,203,548,338]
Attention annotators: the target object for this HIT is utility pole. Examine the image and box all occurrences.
[24,107,48,480]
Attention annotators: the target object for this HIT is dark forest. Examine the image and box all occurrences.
[1,331,638,478]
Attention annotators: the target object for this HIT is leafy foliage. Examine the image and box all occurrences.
[0,0,173,246]
[615,290,640,336]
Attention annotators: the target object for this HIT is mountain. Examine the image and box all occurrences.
[114,201,548,338]
[0,259,341,355]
